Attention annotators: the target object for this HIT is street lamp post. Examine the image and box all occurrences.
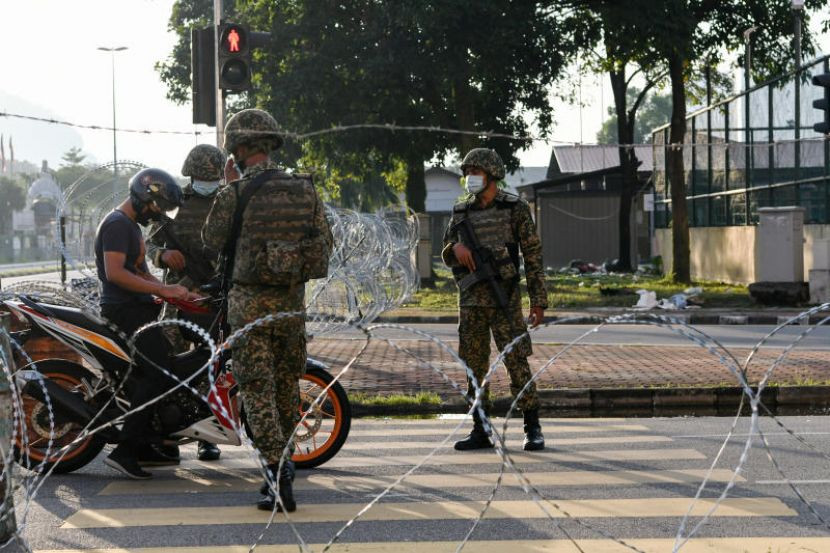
[97,46,128,207]
[792,0,804,184]
[744,26,758,144]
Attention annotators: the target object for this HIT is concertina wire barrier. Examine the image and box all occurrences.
[0,160,827,552]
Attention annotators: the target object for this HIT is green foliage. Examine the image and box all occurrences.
[407,270,754,310]
[54,148,139,212]
[61,146,86,167]
[155,0,218,104]
[350,392,441,407]
[597,89,672,144]
[158,1,574,212]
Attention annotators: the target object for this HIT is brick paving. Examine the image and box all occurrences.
[308,338,830,396]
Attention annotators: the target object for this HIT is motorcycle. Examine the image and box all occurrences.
[3,290,351,474]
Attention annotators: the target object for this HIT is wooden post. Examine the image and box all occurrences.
[0,313,17,542]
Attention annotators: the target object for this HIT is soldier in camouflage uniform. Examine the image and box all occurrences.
[146,144,227,462]
[203,109,333,512]
[442,148,547,451]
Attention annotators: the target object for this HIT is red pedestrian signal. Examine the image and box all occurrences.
[218,24,250,91]
[221,25,246,54]
[213,23,271,97]
[227,28,240,52]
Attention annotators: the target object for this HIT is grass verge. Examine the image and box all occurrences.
[408,266,754,310]
[350,391,442,407]
[0,265,61,279]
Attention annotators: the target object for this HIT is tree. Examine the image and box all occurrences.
[61,146,86,167]
[157,1,573,212]
[653,0,822,283]
[596,89,672,144]
[567,2,667,272]
[576,0,822,282]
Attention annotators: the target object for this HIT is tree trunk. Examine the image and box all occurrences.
[667,52,691,283]
[453,72,477,155]
[609,69,638,272]
[405,157,426,213]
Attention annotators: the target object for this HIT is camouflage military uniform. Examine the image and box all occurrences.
[442,155,547,413]
[203,158,332,465]
[147,145,225,350]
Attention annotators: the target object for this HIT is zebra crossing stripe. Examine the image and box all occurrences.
[164,448,705,471]
[61,497,795,529]
[97,468,744,496]
[349,423,649,437]
[337,435,673,449]
[32,538,830,553]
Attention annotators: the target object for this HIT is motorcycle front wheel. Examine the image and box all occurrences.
[293,365,351,469]
[15,359,106,474]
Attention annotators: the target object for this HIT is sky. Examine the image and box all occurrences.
[1,1,829,177]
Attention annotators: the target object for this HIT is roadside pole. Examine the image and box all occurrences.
[214,0,225,147]
[59,215,67,286]
[0,313,17,542]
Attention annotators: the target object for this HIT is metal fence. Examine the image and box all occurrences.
[652,54,830,228]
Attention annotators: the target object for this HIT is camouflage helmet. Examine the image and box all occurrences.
[181,144,226,181]
[223,108,284,154]
[460,148,505,180]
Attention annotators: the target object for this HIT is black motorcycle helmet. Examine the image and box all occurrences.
[128,168,182,223]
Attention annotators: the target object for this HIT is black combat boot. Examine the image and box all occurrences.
[454,410,494,451]
[522,409,545,451]
[197,441,221,461]
[257,460,297,512]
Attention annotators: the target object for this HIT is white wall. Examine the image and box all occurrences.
[655,224,830,284]
[425,171,463,213]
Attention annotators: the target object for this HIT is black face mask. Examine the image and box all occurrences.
[132,199,161,227]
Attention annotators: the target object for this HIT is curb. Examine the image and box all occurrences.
[376,313,829,326]
[351,385,830,417]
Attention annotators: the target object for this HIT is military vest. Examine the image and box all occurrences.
[175,192,218,258]
[452,193,521,283]
[232,171,328,286]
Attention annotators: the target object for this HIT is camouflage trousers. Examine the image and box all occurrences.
[232,318,306,464]
[458,306,539,412]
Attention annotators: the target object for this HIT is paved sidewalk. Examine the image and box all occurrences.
[309,338,829,396]
[377,307,830,325]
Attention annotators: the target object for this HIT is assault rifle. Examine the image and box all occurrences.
[155,215,216,286]
[452,216,511,315]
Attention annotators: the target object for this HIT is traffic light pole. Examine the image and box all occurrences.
[214,0,225,147]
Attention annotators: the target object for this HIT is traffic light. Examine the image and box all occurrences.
[191,27,216,126]
[217,23,272,94]
[218,23,251,92]
[812,72,830,134]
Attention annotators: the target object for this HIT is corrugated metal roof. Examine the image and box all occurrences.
[551,145,654,175]
[426,165,548,195]
[504,166,549,188]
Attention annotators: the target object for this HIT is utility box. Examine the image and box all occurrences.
[416,213,434,287]
[810,239,830,303]
[757,207,805,282]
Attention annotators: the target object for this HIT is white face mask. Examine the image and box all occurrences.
[192,179,220,197]
[464,175,485,195]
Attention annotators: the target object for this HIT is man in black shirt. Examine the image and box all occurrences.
[95,168,196,479]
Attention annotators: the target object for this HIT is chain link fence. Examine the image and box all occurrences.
[653,54,830,227]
